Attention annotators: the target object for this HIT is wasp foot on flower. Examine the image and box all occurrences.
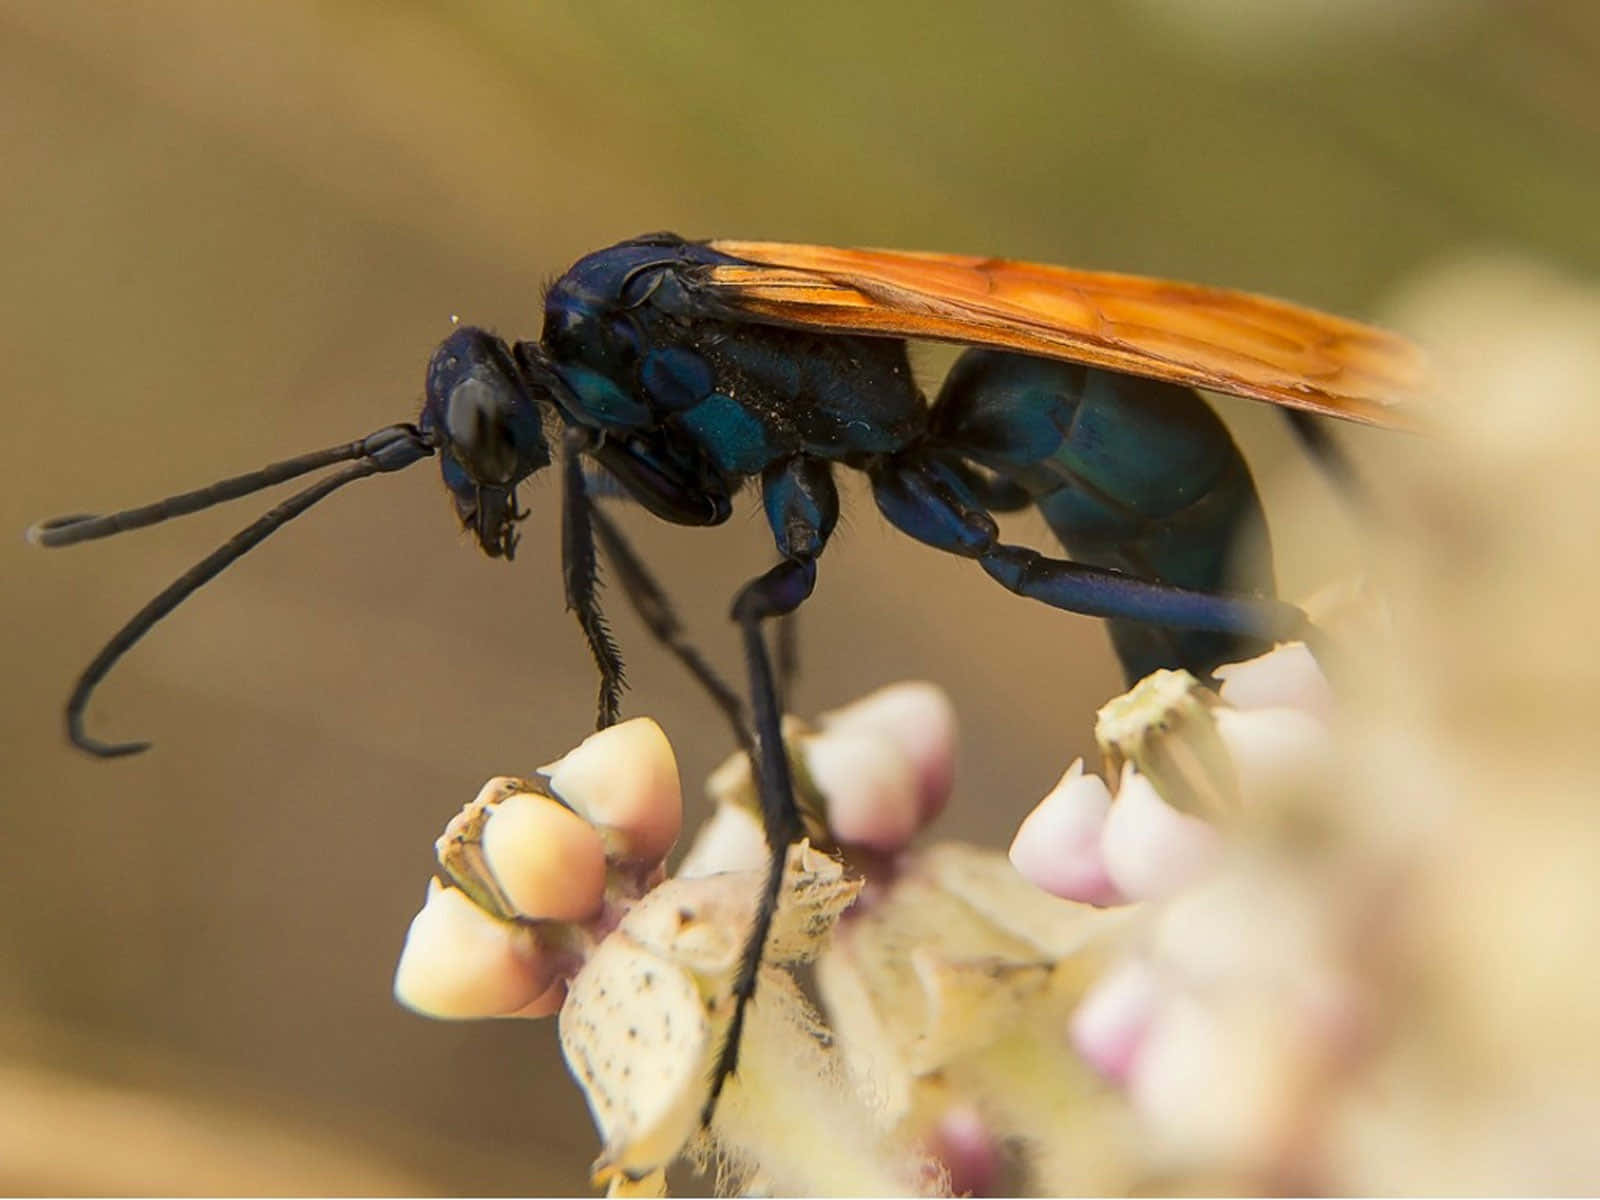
[696,693,1142,1194]
[560,845,883,1192]
[684,682,957,879]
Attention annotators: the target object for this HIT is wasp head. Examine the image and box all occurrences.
[421,326,554,559]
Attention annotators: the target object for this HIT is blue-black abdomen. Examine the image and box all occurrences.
[539,235,927,479]
[932,349,1274,680]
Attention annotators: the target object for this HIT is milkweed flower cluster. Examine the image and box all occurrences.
[391,703,943,1196]
[394,718,683,1027]
[393,253,1600,1197]
[393,659,1334,1195]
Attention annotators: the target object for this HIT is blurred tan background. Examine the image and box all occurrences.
[2,1,1597,1193]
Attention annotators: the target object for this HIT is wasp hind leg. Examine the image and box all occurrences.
[869,449,1311,659]
[1282,408,1374,517]
[561,433,625,729]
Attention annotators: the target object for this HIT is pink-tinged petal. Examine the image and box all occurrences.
[544,718,683,864]
[927,1103,1001,1197]
[1128,993,1298,1170]
[1071,957,1160,1083]
[1100,767,1222,901]
[1213,642,1334,720]
[508,978,568,1019]
[820,681,957,825]
[1213,706,1334,807]
[806,727,922,853]
[481,792,607,923]
[394,882,562,1019]
[1125,993,1232,1154]
[1009,761,1127,906]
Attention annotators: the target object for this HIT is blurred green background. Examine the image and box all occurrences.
[2,1,1596,1192]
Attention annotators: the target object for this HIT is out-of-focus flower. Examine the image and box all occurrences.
[1322,256,1600,1193]
[1009,645,1332,911]
[1033,255,1600,1193]
[816,841,1137,1195]
[1129,0,1465,60]
[1000,640,1362,1187]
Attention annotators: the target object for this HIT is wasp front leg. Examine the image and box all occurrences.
[561,431,626,729]
[562,427,739,729]
[587,503,755,759]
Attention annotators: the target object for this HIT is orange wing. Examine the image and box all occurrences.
[704,241,1431,429]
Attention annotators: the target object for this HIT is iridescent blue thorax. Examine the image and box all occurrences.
[537,235,927,481]
[929,349,1274,679]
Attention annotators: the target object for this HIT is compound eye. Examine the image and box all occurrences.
[423,326,549,487]
[445,376,519,484]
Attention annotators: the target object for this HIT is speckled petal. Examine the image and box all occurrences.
[562,927,713,1182]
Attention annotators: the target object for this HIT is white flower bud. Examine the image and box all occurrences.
[1100,766,1221,901]
[544,718,683,864]
[1071,956,1159,1083]
[820,681,957,822]
[805,725,922,852]
[1009,760,1126,906]
[676,802,767,878]
[393,880,562,1019]
[1213,706,1335,807]
[481,792,608,923]
[1213,642,1333,720]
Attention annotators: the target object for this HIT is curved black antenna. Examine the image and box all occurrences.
[27,427,434,548]
[44,424,435,757]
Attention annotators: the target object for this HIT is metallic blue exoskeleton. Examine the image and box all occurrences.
[929,350,1273,683]
[31,231,1313,1126]
[422,233,1285,686]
